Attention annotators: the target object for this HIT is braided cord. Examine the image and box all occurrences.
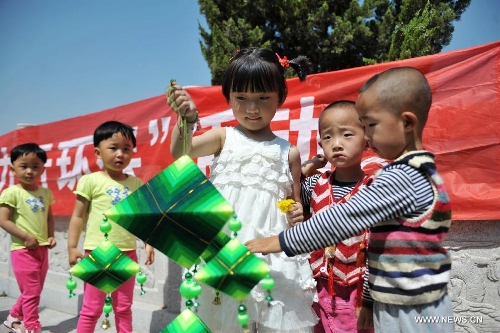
[167,79,189,155]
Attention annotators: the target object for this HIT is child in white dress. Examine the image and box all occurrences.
[168,47,317,333]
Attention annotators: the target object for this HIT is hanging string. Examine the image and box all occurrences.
[238,303,249,331]
[167,79,189,156]
[192,263,200,311]
[179,270,202,309]
[66,272,77,298]
[100,215,111,240]
[136,271,147,296]
[212,214,243,305]
[101,294,113,329]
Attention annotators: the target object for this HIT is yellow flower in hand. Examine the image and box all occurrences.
[277,199,295,213]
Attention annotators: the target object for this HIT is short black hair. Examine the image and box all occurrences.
[322,100,355,113]
[10,142,47,164]
[359,66,432,125]
[93,121,136,147]
[318,100,358,131]
[319,100,356,121]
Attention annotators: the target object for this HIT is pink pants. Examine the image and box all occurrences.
[76,250,138,333]
[313,279,374,333]
[10,246,49,331]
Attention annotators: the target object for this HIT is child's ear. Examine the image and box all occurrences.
[94,147,102,159]
[402,111,417,132]
[364,141,370,151]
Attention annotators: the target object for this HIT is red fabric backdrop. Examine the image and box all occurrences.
[1,42,499,219]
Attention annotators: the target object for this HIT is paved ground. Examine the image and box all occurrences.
[0,295,139,333]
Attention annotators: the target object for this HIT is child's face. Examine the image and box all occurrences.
[94,132,134,174]
[229,91,280,132]
[318,107,366,169]
[11,153,45,190]
[356,91,407,160]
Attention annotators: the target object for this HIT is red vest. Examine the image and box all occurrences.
[308,171,372,297]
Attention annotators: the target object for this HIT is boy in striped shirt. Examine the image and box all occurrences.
[246,67,453,333]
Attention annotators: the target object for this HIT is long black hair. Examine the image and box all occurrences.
[221,47,313,105]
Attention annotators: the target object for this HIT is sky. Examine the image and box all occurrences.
[0,0,499,136]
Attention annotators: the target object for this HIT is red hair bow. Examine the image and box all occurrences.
[276,53,289,69]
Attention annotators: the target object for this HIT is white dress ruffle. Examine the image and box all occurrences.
[194,127,317,333]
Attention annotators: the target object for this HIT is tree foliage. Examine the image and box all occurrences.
[197,0,470,84]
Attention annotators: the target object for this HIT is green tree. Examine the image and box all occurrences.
[197,0,470,84]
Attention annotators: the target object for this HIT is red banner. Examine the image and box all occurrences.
[1,42,499,220]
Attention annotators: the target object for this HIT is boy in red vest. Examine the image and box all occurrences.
[299,100,375,333]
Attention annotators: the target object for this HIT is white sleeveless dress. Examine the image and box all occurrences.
[195,127,317,333]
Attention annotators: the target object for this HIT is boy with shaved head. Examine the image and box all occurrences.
[246,67,454,333]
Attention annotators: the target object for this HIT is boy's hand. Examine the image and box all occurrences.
[302,154,328,177]
[357,306,374,329]
[167,84,198,121]
[245,236,282,255]
[47,236,57,249]
[286,202,304,226]
[145,244,155,265]
[311,154,327,169]
[24,235,39,250]
[68,247,84,266]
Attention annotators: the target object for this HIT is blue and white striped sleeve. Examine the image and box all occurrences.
[279,165,431,256]
[300,174,320,208]
[362,260,373,308]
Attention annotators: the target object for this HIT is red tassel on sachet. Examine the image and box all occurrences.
[356,234,367,267]
[355,272,364,307]
[355,232,368,307]
[328,260,336,296]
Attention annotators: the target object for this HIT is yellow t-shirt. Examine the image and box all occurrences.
[0,185,54,251]
[74,172,143,251]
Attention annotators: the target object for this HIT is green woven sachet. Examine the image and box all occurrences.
[200,230,231,264]
[160,309,212,333]
[70,240,140,293]
[105,156,234,269]
[195,238,270,301]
